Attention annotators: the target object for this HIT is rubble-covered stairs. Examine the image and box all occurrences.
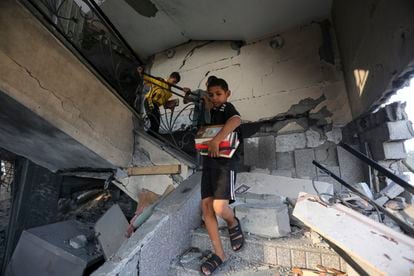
[168,192,347,275]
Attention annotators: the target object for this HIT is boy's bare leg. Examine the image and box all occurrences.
[201,197,226,261]
[212,200,237,228]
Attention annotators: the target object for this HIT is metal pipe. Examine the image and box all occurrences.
[312,160,414,237]
[339,142,414,194]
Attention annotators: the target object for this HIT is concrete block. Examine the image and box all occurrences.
[381,182,405,199]
[305,128,326,148]
[237,172,333,200]
[291,250,306,267]
[235,203,291,238]
[370,141,407,160]
[275,133,306,152]
[243,137,259,167]
[244,136,276,170]
[277,247,292,267]
[276,151,295,170]
[258,135,277,170]
[294,149,316,179]
[363,121,414,142]
[337,145,365,185]
[314,145,339,166]
[326,127,343,144]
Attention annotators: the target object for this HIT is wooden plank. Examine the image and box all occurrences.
[127,165,181,176]
[293,193,414,276]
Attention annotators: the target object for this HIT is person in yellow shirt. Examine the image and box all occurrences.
[137,67,181,133]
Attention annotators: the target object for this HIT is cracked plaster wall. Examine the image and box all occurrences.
[0,0,134,170]
[333,0,414,118]
[149,23,352,130]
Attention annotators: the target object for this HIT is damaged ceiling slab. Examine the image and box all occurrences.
[100,0,332,58]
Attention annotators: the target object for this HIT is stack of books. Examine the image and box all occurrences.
[194,125,239,158]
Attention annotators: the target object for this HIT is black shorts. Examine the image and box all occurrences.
[201,167,236,203]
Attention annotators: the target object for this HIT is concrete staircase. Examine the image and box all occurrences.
[169,208,347,275]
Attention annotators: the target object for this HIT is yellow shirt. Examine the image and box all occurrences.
[143,75,172,108]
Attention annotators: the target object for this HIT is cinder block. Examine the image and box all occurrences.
[362,121,414,142]
[275,133,306,152]
[337,145,365,185]
[244,136,276,170]
[277,247,291,266]
[235,203,291,238]
[321,254,341,270]
[291,250,306,267]
[294,149,316,179]
[314,145,339,166]
[370,141,407,160]
[306,252,322,268]
[276,151,295,170]
[244,137,259,167]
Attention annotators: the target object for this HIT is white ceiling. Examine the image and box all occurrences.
[101,0,332,59]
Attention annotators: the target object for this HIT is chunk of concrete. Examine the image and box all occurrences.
[235,203,291,238]
[350,182,373,199]
[236,172,333,200]
[326,127,343,144]
[275,133,306,152]
[305,128,326,148]
[381,182,405,199]
[370,141,407,160]
[95,204,129,259]
[294,149,316,179]
[69,235,87,249]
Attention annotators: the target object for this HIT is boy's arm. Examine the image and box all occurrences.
[208,115,241,158]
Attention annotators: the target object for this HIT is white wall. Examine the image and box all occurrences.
[149,23,352,129]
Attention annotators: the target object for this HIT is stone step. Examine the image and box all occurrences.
[169,248,287,276]
[190,228,347,272]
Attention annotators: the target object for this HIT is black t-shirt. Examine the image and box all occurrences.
[203,102,242,169]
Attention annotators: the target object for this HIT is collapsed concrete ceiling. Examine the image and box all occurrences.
[100,0,332,59]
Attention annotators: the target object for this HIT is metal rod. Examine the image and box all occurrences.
[339,142,414,194]
[312,160,414,237]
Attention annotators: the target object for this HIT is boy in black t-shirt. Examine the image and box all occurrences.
[199,78,244,275]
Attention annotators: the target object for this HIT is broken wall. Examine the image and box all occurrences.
[0,0,134,171]
[149,23,352,128]
[333,0,414,118]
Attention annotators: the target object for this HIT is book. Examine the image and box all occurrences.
[195,125,239,158]
[199,139,239,158]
